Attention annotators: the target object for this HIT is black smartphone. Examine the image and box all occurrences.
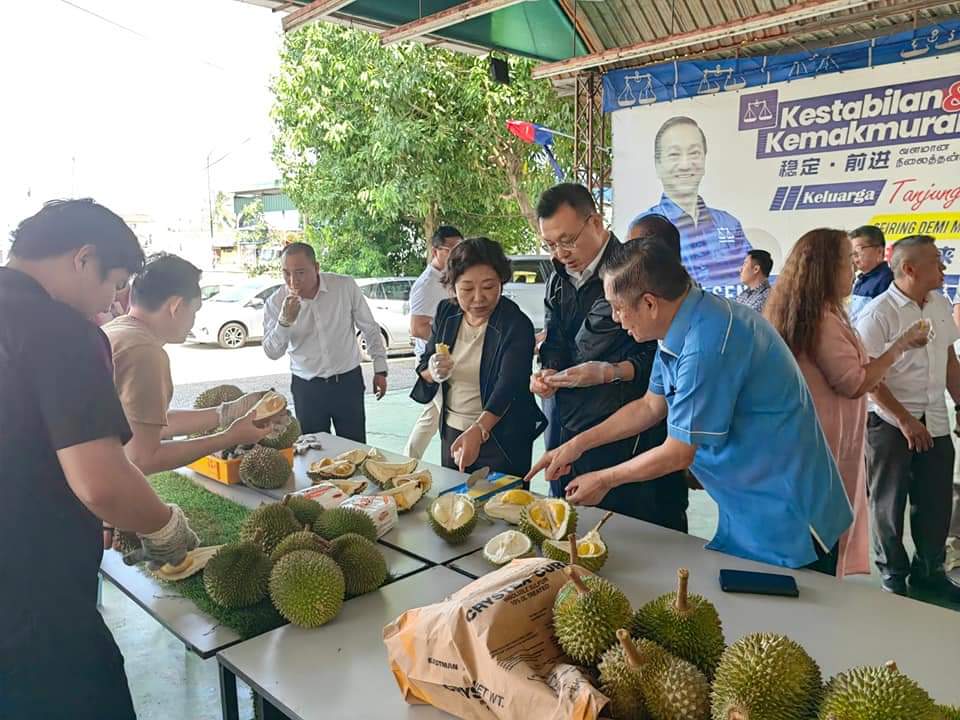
[719,569,799,598]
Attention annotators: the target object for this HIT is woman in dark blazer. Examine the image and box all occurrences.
[411,237,546,477]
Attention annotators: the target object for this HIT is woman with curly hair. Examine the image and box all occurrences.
[765,228,928,576]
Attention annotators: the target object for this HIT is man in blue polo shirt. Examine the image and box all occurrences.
[633,116,751,294]
[529,239,852,570]
[849,225,893,323]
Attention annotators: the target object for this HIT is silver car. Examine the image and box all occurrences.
[187,277,284,349]
[505,255,553,331]
[356,277,417,359]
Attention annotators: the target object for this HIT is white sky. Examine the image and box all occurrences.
[0,0,284,236]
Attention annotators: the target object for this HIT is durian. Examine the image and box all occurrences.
[598,629,665,720]
[269,550,344,628]
[270,525,331,563]
[427,494,477,544]
[552,566,632,666]
[640,648,711,720]
[203,532,272,609]
[240,502,301,554]
[482,530,534,565]
[632,568,725,679]
[378,471,432,511]
[239,446,292,490]
[483,488,536,524]
[307,457,357,481]
[193,384,243,409]
[363,458,419,487]
[281,494,323,527]
[313,506,378,542]
[711,633,822,720]
[818,661,939,720]
[260,415,301,450]
[250,391,287,422]
[542,512,613,572]
[334,447,383,466]
[520,498,577,546]
[328,533,387,597]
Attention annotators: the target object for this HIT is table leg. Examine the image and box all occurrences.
[218,662,240,720]
[255,693,287,720]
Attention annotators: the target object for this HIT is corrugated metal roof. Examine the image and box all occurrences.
[236,0,960,74]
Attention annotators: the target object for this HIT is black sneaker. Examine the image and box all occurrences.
[880,575,908,596]
[908,571,960,602]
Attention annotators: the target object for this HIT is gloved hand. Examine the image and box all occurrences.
[544,361,615,389]
[134,504,200,569]
[429,352,454,383]
[218,391,267,427]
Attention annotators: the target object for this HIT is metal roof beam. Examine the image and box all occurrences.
[531,0,879,78]
[379,0,529,46]
[282,0,354,33]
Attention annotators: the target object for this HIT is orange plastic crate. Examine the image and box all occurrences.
[187,447,294,485]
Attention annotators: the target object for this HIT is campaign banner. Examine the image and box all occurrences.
[612,55,960,299]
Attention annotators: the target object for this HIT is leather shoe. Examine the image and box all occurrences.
[908,571,960,602]
[880,575,908,596]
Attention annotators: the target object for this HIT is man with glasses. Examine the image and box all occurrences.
[531,238,852,571]
[404,225,463,458]
[850,225,893,323]
[528,184,688,529]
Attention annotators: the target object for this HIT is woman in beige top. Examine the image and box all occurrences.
[765,228,928,576]
[411,238,546,477]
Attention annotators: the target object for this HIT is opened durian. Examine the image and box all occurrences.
[363,458,420,487]
[542,511,613,571]
[307,457,357,480]
[484,488,537,524]
[483,530,534,565]
[334,447,383,466]
[427,494,477,544]
[378,471,432,512]
[520,498,577,546]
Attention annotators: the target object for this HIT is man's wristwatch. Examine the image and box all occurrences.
[609,363,624,384]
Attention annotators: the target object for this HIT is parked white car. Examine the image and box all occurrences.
[505,255,552,331]
[188,277,283,349]
[356,277,417,359]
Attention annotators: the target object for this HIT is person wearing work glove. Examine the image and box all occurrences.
[103,254,278,481]
[0,199,201,719]
[122,503,200,568]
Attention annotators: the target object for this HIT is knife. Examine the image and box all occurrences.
[465,466,490,489]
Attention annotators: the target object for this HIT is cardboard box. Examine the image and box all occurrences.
[187,447,294,485]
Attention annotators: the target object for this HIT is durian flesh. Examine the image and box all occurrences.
[483,530,533,565]
[428,494,477,544]
[520,498,577,545]
[542,530,608,571]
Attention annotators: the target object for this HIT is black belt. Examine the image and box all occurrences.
[305,367,358,384]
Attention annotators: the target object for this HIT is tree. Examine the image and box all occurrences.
[272,23,572,275]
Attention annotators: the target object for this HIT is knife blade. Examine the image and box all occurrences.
[465,466,490,489]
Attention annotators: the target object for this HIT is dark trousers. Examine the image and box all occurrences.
[2,616,136,720]
[542,395,562,451]
[291,367,366,442]
[440,423,532,479]
[866,412,955,579]
[550,425,688,532]
[805,535,839,576]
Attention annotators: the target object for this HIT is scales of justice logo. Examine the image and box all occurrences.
[739,89,779,131]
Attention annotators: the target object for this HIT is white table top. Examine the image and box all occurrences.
[100,548,241,659]
[457,511,960,705]
[101,534,428,658]
[218,566,472,720]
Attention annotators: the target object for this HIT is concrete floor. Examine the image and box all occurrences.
[103,369,955,719]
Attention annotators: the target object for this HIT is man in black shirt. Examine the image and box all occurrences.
[527,184,688,529]
[0,199,198,720]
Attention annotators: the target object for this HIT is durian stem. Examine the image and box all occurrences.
[591,511,614,534]
[616,629,643,670]
[564,566,589,595]
[675,567,690,613]
[884,660,899,673]
[568,533,579,567]
[282,495,291,506]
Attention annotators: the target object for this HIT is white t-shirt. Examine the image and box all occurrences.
[409,263,449,359]
[856,283,960,436]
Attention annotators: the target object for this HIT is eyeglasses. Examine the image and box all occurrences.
[541,214,595,254]
[852,243,883,257]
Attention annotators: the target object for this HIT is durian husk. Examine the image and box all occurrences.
[363,458,420,487]
[151,545,223,581]
[307,457,357,481]
[377,471,432,511]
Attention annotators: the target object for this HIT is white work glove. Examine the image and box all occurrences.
[218,391,266,427]
[429,352,454,383]
[544,361,616,389]
[131,504,200,569]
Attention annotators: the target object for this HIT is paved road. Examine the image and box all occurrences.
[168,341,419,409]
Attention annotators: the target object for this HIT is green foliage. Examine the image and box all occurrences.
[272,23,572,275]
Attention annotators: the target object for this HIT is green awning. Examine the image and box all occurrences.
[341,0,586,61]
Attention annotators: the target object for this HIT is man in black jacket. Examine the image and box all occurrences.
[528,184,688,530]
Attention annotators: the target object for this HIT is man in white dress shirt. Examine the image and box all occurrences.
[857,234,960,600]
[403,225,462,458]
[263,243,388,442]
